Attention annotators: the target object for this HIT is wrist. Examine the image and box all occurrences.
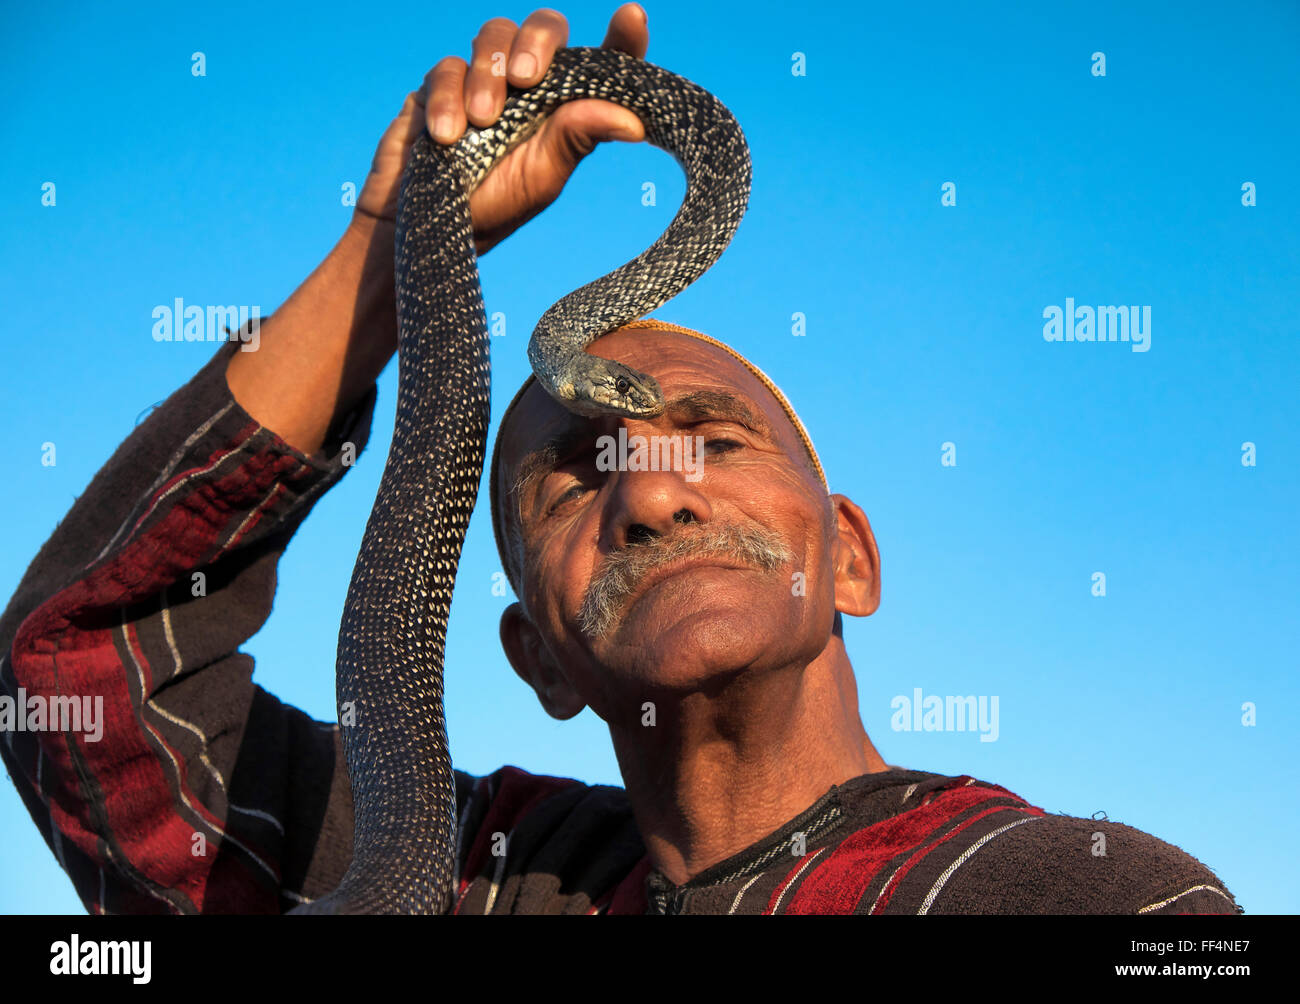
[348,206,395,244]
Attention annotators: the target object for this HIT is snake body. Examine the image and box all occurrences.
[290,46,750,914]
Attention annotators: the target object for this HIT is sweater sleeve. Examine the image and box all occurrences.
[934,809,1242,915]
[0,323,380,914]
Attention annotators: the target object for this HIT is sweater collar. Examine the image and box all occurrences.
[642,767,928,914]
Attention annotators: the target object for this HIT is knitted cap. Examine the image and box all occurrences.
[489,318,827,594]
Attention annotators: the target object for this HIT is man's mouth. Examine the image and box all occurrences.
[625,557,749,605]
[576,522,794,639]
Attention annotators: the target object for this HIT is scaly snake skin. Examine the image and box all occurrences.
[290,46,750,914]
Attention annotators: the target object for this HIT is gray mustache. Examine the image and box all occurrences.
[578,522,793,638]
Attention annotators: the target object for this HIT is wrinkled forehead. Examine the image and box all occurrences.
[496,329,808,481]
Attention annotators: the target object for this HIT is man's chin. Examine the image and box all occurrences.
[587,582,789,688]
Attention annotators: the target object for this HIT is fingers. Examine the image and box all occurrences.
[601,2,648,59]
[422,56,468,145]
[393,89,428,150]
[421,7,629,146]
[464,10,572,123]
[465,17,520,127]
[506,8,570,88]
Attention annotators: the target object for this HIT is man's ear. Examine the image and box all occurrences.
[829,494,881,618]
[499,602,586,720]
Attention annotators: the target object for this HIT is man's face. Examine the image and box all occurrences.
[498,329,842,723]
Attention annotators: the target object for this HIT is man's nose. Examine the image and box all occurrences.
[600,462,713,551]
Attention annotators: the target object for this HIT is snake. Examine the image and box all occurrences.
[289,45,750,914]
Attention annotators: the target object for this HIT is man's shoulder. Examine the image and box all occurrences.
[987,807,1238,915]
[453,764,631,834]
[862,770,1240,915]
[450,764,642,911]
[454,763,625,795]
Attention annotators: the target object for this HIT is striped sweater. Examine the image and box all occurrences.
[0,330,1240,915]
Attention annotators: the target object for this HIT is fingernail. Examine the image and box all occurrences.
[634,3,647,22]
[433,114,454,142]
[510,52,536,79]
[469,91,494,121]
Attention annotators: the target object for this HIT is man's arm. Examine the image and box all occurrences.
[225,215,397,458]
[1,3,651,913]
[0,322,375,913]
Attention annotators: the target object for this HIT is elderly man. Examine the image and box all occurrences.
[0,6,1237,915]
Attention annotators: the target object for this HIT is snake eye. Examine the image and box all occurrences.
[615,376,630,395]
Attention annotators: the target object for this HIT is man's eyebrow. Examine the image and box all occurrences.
[511,425,593,508]
[667,390,775,438]
[509,390,776,513]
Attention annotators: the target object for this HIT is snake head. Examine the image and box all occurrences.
[561,356,665,419]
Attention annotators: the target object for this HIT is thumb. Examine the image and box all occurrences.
[547,99,645,163]
[586,104,645,143]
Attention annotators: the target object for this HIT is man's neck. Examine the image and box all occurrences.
[610,637,889,886]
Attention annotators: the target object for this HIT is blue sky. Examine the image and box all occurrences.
[2,0,1296,914]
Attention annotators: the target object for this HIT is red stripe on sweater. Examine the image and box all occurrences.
[119,423,261,548]
[762,845,830,915]
[119,620,282,888]
[869,803,1043,914]
[455,766,582,910]
[452,776,488,910]
[604,855,653,916]
[782,782,1035,915]
[214,481,290,558]
[9,428,312,913]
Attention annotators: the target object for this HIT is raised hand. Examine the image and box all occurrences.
[356,4,649,255]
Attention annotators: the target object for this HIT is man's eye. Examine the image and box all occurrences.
[547,483,589,513]
[703,437,744,456]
